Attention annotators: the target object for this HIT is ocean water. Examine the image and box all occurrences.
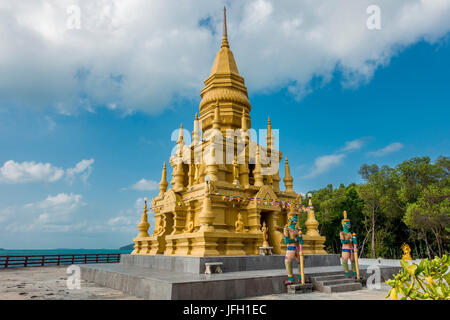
[0,249,133,256]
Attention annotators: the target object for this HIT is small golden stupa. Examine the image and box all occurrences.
[132,8,326,257]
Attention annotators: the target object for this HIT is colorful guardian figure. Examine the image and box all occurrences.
[340,211,357,278]
[284,206,304,285]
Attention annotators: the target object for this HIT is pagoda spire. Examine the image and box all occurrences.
[199,7,250,132]
[221,6,229,48]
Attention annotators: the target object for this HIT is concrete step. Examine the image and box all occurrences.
[323,282,363,293]
[310,274,344,282]
[320,278,357,286]
[310,274,363,293]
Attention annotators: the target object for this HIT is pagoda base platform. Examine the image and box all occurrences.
[80,254,400,299]
[120,253,340,274]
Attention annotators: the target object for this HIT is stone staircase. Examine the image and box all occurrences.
[310,274,363,293]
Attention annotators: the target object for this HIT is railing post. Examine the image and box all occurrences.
[107,254,110,263]
[84,254,87,264]
[57,255,60,266]
[25,256,28,268]
[96,254,99,263]
[5,256,9,268]
[41,255,45,267]
[72,255,75,264]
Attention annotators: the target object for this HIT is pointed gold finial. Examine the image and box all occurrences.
[221,6,229,48]
[267,116,273,149]
[177,123,184,144]
[195,112,199,120]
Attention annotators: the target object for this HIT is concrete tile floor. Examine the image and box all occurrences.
[0,266,140,300]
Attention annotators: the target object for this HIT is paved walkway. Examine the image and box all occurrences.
[0,266,391,300]
[0,266,140,300]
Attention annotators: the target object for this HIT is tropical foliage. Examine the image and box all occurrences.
[386,255,449,300]
[308,156,449,259]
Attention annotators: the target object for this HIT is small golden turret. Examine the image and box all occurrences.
[199,183,215,231]
[173,126,185,192]
[267,116,273,150]
[206,137,218,182]
[137,197,150,238]
[241,108,249,132]
[192,113,200,146]
[159,162,168,196]
[173,162,185,192]
[305,196,320,237]
[239,108,250,188]
[254,145,264,187]
[188,163,195,187]
[283,157,294,194]
[233,154,240,186]
[177,123,184,145]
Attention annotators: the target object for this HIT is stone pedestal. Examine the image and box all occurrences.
[259,246,273,256]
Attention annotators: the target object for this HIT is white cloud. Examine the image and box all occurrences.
[304,154,346,178]
[45,116,56,131]
[130,178,158,191]
[0,159,95,184]
[102,197,145,233]
[1,193,86,232]
[1,1,449,114]
[66,158,94,183]
[340,137,371,152]
[0,160,64,183]
[367,142,404,157]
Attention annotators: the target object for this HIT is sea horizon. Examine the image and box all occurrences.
[0,248,133,256]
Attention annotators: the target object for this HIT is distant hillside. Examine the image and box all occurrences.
[120,244,134,251]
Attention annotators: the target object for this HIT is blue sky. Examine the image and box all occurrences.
[0,1,449,249]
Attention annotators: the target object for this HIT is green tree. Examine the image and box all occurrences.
[404,185,450,257]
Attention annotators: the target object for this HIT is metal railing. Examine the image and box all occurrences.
[0,253,121,269]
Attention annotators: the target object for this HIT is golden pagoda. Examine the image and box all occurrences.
[132,8,326,257]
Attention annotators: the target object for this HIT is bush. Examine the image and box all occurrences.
[386,255,449,300]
